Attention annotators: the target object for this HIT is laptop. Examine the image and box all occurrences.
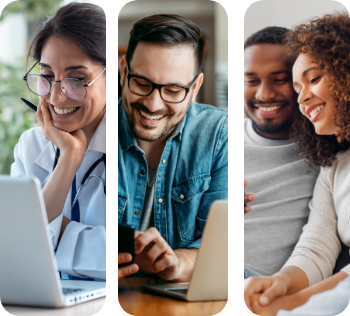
[0,176,106,307]
[142,200,228,301]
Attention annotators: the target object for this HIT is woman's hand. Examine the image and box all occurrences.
[244,179,255,214]
[118,253,139,278]
[36,100,87,160]
[249,292,303,316]
[244,276,288,311]
[37,100,89,222]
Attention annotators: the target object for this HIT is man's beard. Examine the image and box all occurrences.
[121,93,192,142]
[245,98,295,136]
[251,118,293,136]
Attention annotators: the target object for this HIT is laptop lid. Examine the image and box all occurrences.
[0,176,63,306]
[186,200,228,301]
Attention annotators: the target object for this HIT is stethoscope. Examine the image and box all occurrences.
[53,147,106,211]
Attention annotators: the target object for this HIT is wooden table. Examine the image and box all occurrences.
[119,277,227,316]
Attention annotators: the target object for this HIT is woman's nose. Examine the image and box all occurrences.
[49,81,68,103]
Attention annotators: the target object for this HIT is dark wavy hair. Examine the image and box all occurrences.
[28,2,106,67]
[286,12,350,167]
[126,14,207,74]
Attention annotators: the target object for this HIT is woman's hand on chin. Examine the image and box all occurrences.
[36,100,87,162]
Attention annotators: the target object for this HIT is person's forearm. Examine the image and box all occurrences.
[42,152,83,222]
[173,248,198,282]
[274,266,310,295]
[293,271,348,306]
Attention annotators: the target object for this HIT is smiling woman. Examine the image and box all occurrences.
[11,2,107,281]
[244,12,350,316]
[288,13,350,167]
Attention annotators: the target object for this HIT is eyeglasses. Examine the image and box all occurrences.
[126,64,199,104]
[23,61,106,101]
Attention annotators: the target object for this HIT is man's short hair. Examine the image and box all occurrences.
[126,14,207,74]
[244,26,289,49]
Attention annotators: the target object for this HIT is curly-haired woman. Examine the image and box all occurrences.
[244,12,350,316]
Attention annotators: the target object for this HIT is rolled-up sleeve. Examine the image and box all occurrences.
[55,221,106,280]
[48,213,64,249]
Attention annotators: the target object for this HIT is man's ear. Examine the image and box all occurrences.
[120,56,127,86]
[191,73,204,103]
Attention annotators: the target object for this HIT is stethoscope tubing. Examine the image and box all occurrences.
[53,147,106,211]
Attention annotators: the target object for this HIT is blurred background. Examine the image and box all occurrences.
[0,0,96,174]
[0,0,62,174]
[245,0,348,41]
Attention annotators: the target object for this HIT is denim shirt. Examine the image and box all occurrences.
[118,98,228,249]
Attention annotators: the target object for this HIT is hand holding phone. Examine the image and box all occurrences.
[118,224,135,268]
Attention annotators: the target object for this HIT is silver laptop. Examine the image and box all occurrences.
[0,176,106,307]
[142,200,228,301]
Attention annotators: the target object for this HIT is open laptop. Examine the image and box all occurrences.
[0,176,106,307]
[142,200,228,301]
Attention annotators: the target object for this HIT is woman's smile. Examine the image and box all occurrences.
[306,103,326,122]
[50,103,80,119]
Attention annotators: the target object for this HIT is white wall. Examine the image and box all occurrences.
[245,0,348,40]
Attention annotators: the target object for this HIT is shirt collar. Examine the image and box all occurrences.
[118,98,187,151]
[35,141,57,173]
[87,112,106,153]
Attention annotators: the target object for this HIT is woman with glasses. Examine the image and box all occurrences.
[10,2,116,281]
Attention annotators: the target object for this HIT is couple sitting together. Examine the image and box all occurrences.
[244,12,350,316]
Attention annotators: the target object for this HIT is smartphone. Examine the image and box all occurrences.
[118,224,135,268]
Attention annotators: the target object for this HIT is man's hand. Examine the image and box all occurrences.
[244,179,255,214]
[244,276,288,311]
[248,292,302,316]
[134,227,182,281]
[249,293,277,316]
[118,253,139,279]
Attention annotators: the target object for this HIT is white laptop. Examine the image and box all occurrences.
[0,176,106,307]
[142,200,228,301]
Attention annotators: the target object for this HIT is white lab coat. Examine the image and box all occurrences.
[11,114,106,280]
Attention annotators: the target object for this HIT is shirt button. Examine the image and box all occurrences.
[180,194,185,200]
[162,159,166,164]
[158,198,163,204]
[135,210,139,215]
[135,148,139,151]
[140,170,146,175]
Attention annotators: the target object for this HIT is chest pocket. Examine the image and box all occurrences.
[171,174,211,242]
[118,193,128,223]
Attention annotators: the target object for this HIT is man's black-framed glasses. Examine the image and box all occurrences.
[23,61,106,101]
[126,65,199,104]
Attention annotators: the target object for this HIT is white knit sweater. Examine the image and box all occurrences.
[283,149,350,286]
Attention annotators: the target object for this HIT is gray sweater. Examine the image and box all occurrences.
[244,119,320,275]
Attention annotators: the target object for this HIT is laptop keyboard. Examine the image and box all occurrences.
[165,288,188,295]
[62,288,84,295]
